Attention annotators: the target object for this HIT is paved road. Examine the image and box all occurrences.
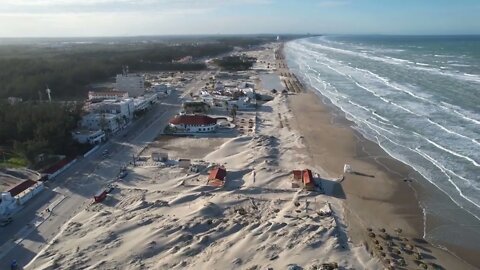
[0,71,209,269]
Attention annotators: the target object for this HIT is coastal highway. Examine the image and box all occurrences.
[0,71,209,269]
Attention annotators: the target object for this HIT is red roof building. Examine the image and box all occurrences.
[8,179,37,197]
[207,166,227,187]
[169,114,217,133]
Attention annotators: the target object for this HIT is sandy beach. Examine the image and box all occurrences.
[280,54,479,268]
[23,43,478,270]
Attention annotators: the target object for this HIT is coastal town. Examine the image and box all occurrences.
[0,41,465,270]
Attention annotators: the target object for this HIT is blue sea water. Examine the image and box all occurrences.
[285,35,480,242]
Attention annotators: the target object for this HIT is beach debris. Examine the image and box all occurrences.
[287,264,303,270]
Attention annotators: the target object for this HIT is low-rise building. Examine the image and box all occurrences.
[72,129,106,145]
[91,99,135,121]
[134,93,158,112]
[0,169,43,217]
[81,113,120,133]
[168,114,217,133]
[88,91,129,101]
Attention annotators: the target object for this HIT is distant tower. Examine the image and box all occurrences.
[276,35,280,41]
[45,85,52,102]
[122,65,129,77]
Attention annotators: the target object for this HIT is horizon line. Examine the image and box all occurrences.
[1,33,480,39]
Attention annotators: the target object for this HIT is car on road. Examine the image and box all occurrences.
[0,217,13,227]
[118,171,128,179]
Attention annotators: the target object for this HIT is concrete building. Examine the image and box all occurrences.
[92,99,135,121]
[133,93,158,112]
[116,73,145,97]
[72,129,106,145]
[88,91,128,101]
[168,114,217,133]
[81,113,120,133]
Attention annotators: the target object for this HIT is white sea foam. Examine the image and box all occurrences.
[427,118,480,147]
[413,131,480,167]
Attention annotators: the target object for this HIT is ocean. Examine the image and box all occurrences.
[284,35,480,247]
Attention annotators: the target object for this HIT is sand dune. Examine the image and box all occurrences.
[28,93,380,270]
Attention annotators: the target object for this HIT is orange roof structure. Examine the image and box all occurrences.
[208,167,227,181]
[303,169,314,186]
[292,170,303,181]
[292,169,315,190]
[208,166,227,187]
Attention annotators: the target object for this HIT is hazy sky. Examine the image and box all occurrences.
[1,0,479,37]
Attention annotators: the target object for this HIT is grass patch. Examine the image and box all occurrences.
[0,156,28,168]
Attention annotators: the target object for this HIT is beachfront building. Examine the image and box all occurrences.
[116,73,145,97]
[168,114,217,133]
[72,129,106,145]
[88,91,129,101]
[207,166,227,187]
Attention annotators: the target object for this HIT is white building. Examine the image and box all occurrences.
[72,129,106,145]
[152,83,173,96]
[133,93,158,112]
[116,74,145,97]
[81,113,120,133]
[168,114,217,133]
[228,96,256,110]
[92,99,135,121]
[88,91,129,101]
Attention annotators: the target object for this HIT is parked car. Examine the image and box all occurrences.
[0,217,13,227]
[93,190,108,203]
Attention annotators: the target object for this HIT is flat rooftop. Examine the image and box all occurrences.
[0,168,39,193]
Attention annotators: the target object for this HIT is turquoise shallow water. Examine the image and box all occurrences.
[285,35,480,248]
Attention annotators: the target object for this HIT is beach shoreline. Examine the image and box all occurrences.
[279,42,479,269]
